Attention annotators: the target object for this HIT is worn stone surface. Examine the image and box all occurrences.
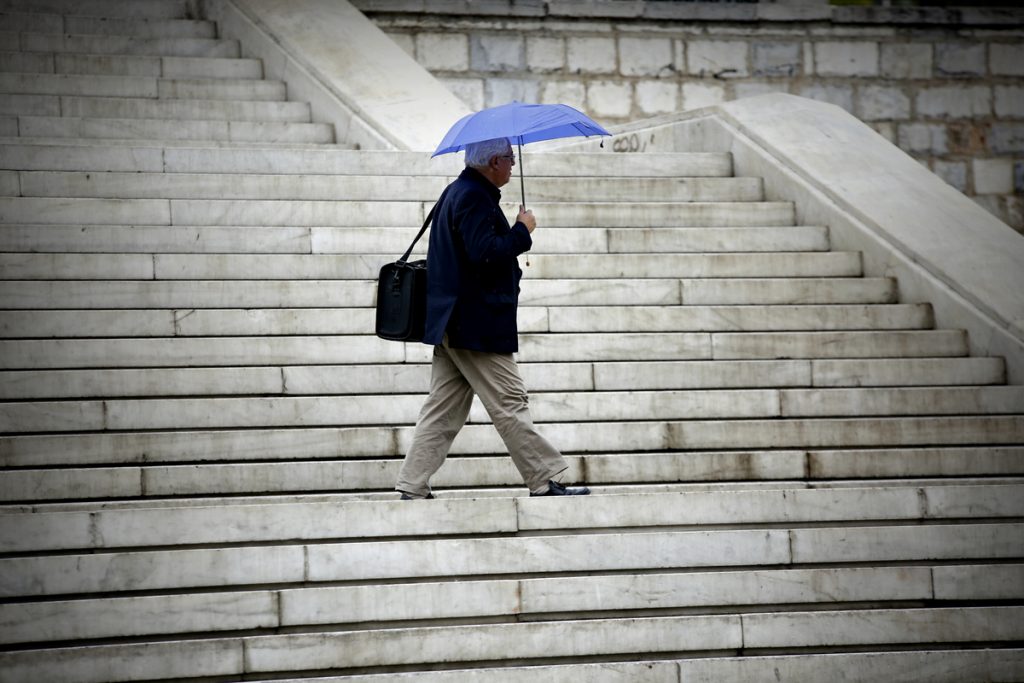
[856,85,910,121]
[567,36,616,74]
[814,41,878,76]
[935,42,986,77]
[973,157,1015,195]
[619,36,674,77]
[752,41,802,77]
[879,42,932,79]
[470,34,524,72]
[415,32,468,71]
[687,40,749,78]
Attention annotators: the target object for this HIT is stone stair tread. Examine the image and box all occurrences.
[16,117,336,143]
[0,51,264,78]
[2,484,1021,552]
[6,415,1017,467]
[0,0,191,19]
[0,331,971,369]
[14,32,240,58]
[0,304,936,338]
[0,358,1004,400]
[0,141,728,174]
[0,74,285,101]
[0,135,352,153]
[246,650,1024,683]
[52,96,309,121]
[0,278,898,309]
[5,385,1021,433]
[9,476,1024,514]
[0,224,832,254]
[0,197,799,228]
[0,252,862,279]
[5,452,1024,502]
[2,522,1019,597]
[4,564,1021,645]
[0,607,1020,680]
[13,170,763,202]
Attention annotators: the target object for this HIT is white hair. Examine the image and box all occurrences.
[464,138,511,169]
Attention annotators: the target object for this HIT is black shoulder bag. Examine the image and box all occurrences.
[374,193,446,342]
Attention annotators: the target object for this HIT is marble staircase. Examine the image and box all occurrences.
[0,0,1023,681]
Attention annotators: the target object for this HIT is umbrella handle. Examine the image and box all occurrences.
[517,139,525,210]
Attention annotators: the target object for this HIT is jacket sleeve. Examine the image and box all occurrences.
[455,191,532,265]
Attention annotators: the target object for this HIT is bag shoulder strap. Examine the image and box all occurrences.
[399,187,450,264]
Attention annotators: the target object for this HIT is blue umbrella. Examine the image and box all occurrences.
[431,101,611,207]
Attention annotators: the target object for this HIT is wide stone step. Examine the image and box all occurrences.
[6,447,1023,501]
[3,485,1021,552]
[4,563,1021,646]
[0,304,932,338]
[0,144,727,176]
[4,386,1020,433]
[60,16,216,39]
[0,607,1021,680]
[0,358,1005,400]
[14,171,763,202]
[0,198,790,228]
[0,277,897,309]
[0,74,284,102]
[17,116,334,143]
[60,95,307,121]
[0,252,861,279]
[0,51,264,78]
[0,0,190,18]
[0,224,831,254]
[0,330,968,369]
[1,15,213,40]
[15,33,240,58]
[3,521,1019,598]
[232,651,1024,683]
[0,198,795,228]
[230,651,1024,683]
[8,415,1016,467]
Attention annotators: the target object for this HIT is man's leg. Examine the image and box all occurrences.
[395,344,474,499]
[443,345,569,495]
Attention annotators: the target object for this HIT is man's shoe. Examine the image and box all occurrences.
[399,492,435,500]
[530,480,590,497]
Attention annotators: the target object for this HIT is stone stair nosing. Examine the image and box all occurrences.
[4,448,1024,503]
[0,357,1006,400]
[6,417,1020,467]
[0,277,900,309]
[3,563,1023,645]
[0,303,937,338]
[1,606,1021,682]
[0,50,265,79]
[2,484,1022,553]
[2,386,1022,434]
[0,224,833,255]
[0,0,193,19]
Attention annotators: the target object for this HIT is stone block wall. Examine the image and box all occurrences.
[354,0,1024,232]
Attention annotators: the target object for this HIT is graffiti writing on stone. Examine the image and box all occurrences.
[611,133,656,153]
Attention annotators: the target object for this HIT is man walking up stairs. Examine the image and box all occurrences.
[0,0,1022,680]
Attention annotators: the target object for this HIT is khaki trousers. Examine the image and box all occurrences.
[396,338,568,498]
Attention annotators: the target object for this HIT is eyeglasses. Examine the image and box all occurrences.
[497,154,516,163]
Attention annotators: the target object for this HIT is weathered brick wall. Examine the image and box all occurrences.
[354,1,1024,232]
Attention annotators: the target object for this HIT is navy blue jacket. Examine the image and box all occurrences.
[422,167,532,353]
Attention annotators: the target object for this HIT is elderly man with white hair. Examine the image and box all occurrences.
[395,137,591,500]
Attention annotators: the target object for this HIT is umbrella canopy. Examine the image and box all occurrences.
[431,101,611,207]
[431,101,610,157]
